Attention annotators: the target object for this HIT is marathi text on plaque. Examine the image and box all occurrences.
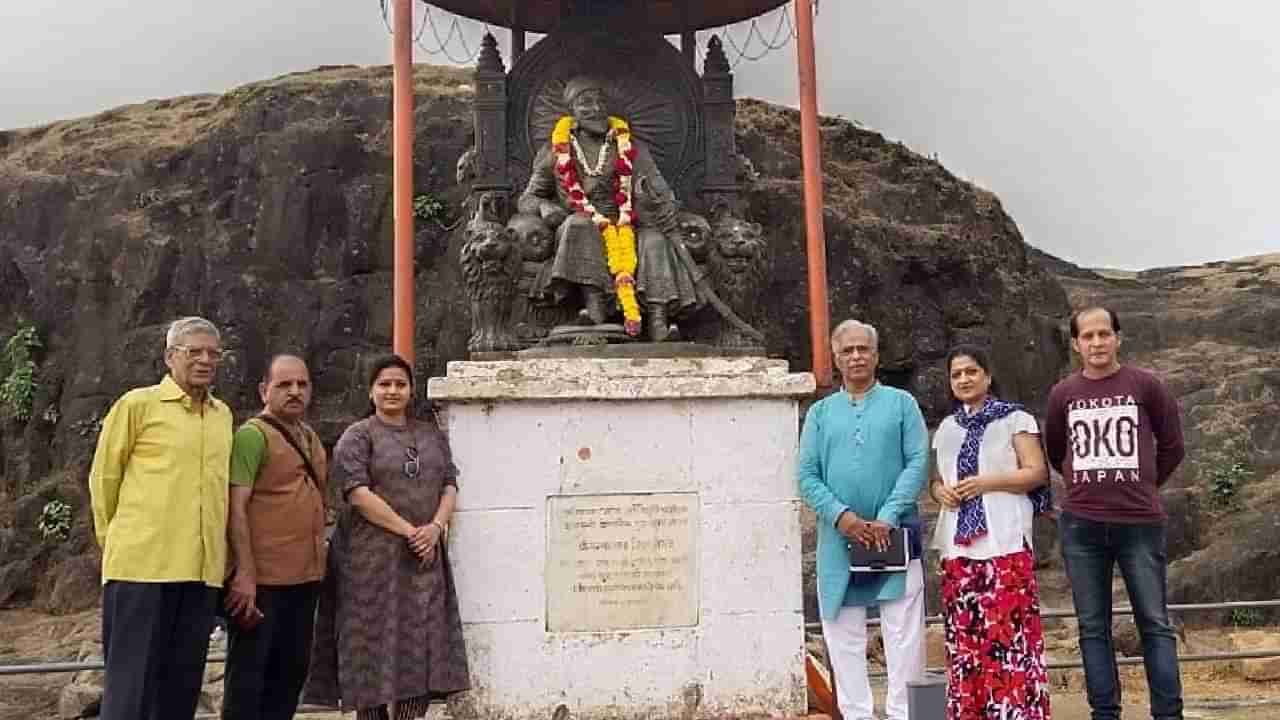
[546,492,700,632]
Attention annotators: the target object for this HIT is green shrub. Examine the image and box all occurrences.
[413,193,446,223]
[1229,608,1266,627]
[1207,460,1250,507]
[38,499,72,541]
[0,325,40,422]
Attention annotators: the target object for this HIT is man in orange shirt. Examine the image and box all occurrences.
[221,354,328,720]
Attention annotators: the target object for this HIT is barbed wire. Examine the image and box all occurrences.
[376,0,485,65]
[377,0,431,41]
[419,6,486,64]
[415,4,430,43]
[720,5,797,69]
[375,0,795,70]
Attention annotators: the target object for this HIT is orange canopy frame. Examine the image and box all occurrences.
[392,0,831,389]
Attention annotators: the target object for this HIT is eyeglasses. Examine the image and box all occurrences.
[403,447,420,479]
[173,345,224,362]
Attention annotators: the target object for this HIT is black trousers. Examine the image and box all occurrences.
[101,580,219,720]
[221,582,321,720]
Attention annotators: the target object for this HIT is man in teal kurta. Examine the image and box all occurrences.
[798,319,928,720]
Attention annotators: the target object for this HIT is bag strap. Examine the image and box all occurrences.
[254,414,322,490]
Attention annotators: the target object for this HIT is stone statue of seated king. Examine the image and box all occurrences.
[512,75,699,342]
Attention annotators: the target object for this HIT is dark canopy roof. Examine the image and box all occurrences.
[423,0,790,34]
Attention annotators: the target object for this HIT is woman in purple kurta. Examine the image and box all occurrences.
[305,355,468,720]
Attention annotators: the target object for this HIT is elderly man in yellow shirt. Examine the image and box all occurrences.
[89,316,234,720]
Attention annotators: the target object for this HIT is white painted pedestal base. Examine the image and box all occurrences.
[428,358,815,720]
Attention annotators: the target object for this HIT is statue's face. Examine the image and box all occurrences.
[681,217,711,249]
[570,88,609,136]
[714,220,765,263]
[707,218,767,308]
[465,223,513,268]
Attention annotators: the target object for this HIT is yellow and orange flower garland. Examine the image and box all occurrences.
[552,115,642,336]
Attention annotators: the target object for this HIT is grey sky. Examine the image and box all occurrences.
[2,1,1275,270]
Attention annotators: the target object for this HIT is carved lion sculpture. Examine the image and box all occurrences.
[675,210,712,262]
[507,213,554,263]
[460,215,522,353]
[706,216,768,348]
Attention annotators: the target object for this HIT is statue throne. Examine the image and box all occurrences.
[459,19,766,354]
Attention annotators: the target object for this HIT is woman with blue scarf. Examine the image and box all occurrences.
[930,345,1052,720]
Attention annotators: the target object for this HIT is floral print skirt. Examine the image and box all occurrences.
[941,548,1052,720]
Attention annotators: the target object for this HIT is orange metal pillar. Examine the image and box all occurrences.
[794,0,832,389]
[392,0,416,364]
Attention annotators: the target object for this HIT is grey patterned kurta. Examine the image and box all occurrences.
[303,415,469,712]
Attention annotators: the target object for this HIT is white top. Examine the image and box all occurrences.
[930,409,1040,560]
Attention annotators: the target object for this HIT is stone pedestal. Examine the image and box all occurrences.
[428,357,815,720]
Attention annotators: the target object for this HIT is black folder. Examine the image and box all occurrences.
[847,527,910,572]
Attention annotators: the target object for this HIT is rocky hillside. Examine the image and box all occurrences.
[1041,250,1280,621]
[0,64,1070,610]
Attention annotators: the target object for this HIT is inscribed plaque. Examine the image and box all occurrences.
[546,492,699,632]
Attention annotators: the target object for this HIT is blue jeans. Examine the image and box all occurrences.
[1060,511,1183,720]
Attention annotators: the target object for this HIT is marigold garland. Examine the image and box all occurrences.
[552,114,642,335]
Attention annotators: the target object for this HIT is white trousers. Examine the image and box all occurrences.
[820,559,926,720]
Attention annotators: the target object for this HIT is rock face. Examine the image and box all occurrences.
[0,64,1069,607]
[737,99,1070,419]
[1046,251,1280,620]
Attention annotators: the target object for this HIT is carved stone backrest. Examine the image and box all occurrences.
[504,23,707,206]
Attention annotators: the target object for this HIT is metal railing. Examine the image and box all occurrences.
[802,599,1280,681]
[804,598,1280,631]
[3,598,1279,716]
